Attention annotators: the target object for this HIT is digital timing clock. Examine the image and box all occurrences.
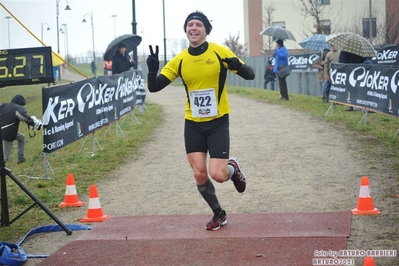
[0,46,54,87]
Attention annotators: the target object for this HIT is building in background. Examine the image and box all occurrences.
[243,0,399,57]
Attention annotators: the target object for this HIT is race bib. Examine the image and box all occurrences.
[189,88,218,118]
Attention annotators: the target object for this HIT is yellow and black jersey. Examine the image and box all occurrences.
[160,42,243,122]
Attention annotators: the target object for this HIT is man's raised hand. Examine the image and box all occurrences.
[147,45,159,73]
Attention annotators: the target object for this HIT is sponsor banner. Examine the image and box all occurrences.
[134,70,146,106]
[270,52,320,72]
[372,45,399,65]
[289,53,320,72]
[42,70,146,153]
[329,63,399,115]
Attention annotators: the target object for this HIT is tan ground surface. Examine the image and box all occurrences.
[20,69,399,265]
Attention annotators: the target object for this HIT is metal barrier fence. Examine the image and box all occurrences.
[227,56,321,97]
[138,55,322,97]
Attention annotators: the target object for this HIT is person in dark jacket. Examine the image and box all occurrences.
[91,61,97,76]
[264,58,276,90]
[1,95,35,163]
[339,50,366,64]
[112,42,135,75]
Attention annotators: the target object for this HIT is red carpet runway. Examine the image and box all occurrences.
[38,212,351,266]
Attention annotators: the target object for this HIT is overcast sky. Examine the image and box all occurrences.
[0,0,244,61]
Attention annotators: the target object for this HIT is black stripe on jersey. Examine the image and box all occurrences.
[178,60,191,108]
[215,52,228,105]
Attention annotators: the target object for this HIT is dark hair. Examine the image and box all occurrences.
[276,39,284,46]
[323,48,330,52]
[183,11,212,35]
[118,43,126,48]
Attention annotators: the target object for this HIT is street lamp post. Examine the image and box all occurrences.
[60,24,69,62]
[82,11,96,75]
[56,0,71,81]
[5,16,11,48]
[111,14,117,38]
[162,0,167,65]
[369,0,373,44]
[41,22,51,42]
[131,0,138,68]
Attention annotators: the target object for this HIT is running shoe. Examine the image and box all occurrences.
[228,158,247,193]
[206,210,227,230]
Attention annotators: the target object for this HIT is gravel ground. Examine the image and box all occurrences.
[20,70,399,266]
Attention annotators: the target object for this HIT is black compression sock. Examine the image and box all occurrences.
[197,179,221,212]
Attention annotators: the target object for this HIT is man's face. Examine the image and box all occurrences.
[331,45,338,51]
[185,19,207,47]
[119,46,126,54]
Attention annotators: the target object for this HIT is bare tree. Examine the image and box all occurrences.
[294,0,343,37]
[384,7,399,44]
[261,2,276,54]
[168,38,187,58]
[334,4,386,46]
[223,32,247,57]
[295,0,328,35]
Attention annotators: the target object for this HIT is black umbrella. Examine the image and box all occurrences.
[103,34,142,61]
[259,26,296,41]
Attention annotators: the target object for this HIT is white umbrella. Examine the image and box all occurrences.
[260,26,296,41]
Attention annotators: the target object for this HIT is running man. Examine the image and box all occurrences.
[146,11,255,230]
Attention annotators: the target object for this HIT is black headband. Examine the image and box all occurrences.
[183,12,212,35]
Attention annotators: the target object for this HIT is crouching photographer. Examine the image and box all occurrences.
[0,94,42,164]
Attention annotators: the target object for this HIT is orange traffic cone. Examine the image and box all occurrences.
[352,176,380,215]
[363,256,376,266]
[80,185,110,222]
[59,174,84,207]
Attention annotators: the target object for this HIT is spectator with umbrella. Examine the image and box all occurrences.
[326,32,377,108]
[112,42,135,75]
[312,48,330,96]
[273,39,290,100]
[103,34,141,74]
[323,45,340,103]
[259,26,295,100]
[298,34,331,98]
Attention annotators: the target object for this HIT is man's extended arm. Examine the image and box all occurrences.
[236,64,255,80]
[147,73,171,92]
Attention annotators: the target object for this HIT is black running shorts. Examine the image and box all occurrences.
[184,114,230,159]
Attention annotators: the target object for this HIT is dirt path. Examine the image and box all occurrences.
[22,70,399,265]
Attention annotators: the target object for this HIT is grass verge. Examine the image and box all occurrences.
[0,66,162,242]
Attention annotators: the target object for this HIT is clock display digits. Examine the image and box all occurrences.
[0,47,54,87]
[0,57,8,78]
[32,54,44,76]
[13,56,27,77]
